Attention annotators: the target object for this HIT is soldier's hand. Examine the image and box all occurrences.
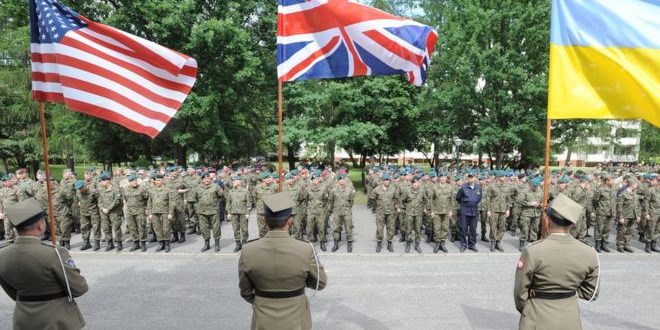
[227,214,232,221]
[0,213,4,220]
[102,208,109,214]
[168,214,173,220]
[148,214,153,220]
[505,210,510,218]
[636,216,641,223]
[646,214,651,220]
[448,212,453,218]
[619,218,625,224]
[487,211,492,218]
[397,208,401,213]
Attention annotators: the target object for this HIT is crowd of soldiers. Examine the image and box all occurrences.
[0,165,357,254]
[363,165,659,254]
[0,163,658,255]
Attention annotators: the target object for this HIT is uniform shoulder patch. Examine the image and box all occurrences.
[64,257,76,268]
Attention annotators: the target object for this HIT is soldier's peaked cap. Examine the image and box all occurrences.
[546,193,583,226]
[263,192,295,221]
[5,198,45,229]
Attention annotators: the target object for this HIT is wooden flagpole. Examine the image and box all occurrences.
[541,117,552,239]
[277,80,284,192]
[38,101,58,247]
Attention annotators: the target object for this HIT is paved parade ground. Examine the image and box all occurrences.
[1,205,660,329]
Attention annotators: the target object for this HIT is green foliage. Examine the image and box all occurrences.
[640,122,660,163]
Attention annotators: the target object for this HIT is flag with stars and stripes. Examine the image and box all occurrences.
[29,0,197,138]
[277,0,438,86]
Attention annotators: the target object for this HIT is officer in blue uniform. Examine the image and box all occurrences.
[456,173,483,252]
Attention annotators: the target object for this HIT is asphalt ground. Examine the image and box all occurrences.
[1,205,659,329]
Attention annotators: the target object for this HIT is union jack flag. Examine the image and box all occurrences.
[277,0,438,86]
[29,0,197,138]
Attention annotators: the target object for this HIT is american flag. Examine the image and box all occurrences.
[29,0,197,138]
[277,0,438,86]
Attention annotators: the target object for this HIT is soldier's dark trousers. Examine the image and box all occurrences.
[4,218,16,241]
[617,218,636,248]
[458,214,478,248]
[126,214,147,242]
[81,213,101,241]
[647,214,659,243]
[257,213,267,238]
[489,212,507,241]
[432,214,449,242]
[406,214,422,242]
[101,212,122,243]
[199,213,221,240]
[170,206,186,235]
[308,211,326,242]
[332,213,353,241]
[376,212,395,241]
[231,213,249,242]
[595,214,614,242]
[151,213,171,242]
[294,212,307,240]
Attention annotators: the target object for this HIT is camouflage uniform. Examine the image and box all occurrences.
[0,184,21,241]
[226,185,252,244]
[123,182,149,247]
[253,183,276,238]
[78,184,101,249]
[98,182,123,249]
[329,183,355,244]
[616,186,641,250]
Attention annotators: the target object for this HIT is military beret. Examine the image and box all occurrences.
[547,193,584,226]
[100,173,111,181]
[127,174,138,182]
[4,198,45,229]
[263,192,295,221]
[260,172,271,179]
[530,177,543,187]
[284,174,292,180]
[16,168,27,175]
[155,174,165,179]
[454,175,462,181]
[74,180,85,190]
[382,173,391,180]
[271,173,279,179]
[290,169,299,176]
[558,176,571,184]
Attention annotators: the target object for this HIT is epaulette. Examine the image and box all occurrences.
[295,237,311,243]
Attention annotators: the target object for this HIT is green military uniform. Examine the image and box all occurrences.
[400,180,425,253]
[283,178,306,239]
[369,176,399,252]
[519,180,544,250]
[479,179,489,242]
[238,192,327,330]
[428,180,454,253]
[76,180,102,251]
[644,181,659,252]
[253,180,276,238]
[486,175,511,251]
[61,174,80,235]
[167,173,187,243]
[0,198,89,330]
[123,176,149,252]
[147,180,173,252]
[511,179,528,237]
[329,179,355,252]
[306,179,329,249]
[616,181,642,252]
[514,193,599,330]
[568,182,590,242]
[293,174,310,240]
[226,183,252,251]
[592,178,616,252]
[184,170,201,233]
[50,182,72,248]
[98,176,123,251]
[193,178,224,251]
[0,182,21,242]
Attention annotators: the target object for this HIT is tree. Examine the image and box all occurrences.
[640,122,660,163]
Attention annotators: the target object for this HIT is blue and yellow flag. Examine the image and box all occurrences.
[548,0,660,127]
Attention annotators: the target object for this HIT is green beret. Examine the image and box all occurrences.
[260,172,271,179]
[382,173,391,180]
[74,180,85,190]
[271,173,279,179]
[127,174,138,182]
[100,173,111,181]
[530,177,543,187]
[558,176,571,184]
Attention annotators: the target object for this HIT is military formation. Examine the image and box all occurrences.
[0,164,658,255]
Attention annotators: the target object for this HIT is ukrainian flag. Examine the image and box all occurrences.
[548,0,660,127]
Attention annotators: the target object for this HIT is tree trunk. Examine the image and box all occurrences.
[1,158,8,175]
[66,143,75,171]
[30,160,39,178]
[347,150,358,168]
[565,147,573,164]
[488,153,494,170]
[496,150,503,169]
[328,142,336,167]
[359,155,366,168]
[478,152,483,168]
[287,146,296,170]
[174,146,186,166]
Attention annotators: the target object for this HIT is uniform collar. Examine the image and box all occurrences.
[14,236,42,244]
[265,230,291,238]
[547,233,573,241]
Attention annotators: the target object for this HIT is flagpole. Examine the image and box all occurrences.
[277,80,284,192]
[38,101,58,247]
[541,116,552,239]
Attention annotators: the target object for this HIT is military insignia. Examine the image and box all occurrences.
[517,257,526,270]
[65,257,76,268]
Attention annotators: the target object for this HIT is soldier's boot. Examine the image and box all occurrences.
[201,239,211,252]
[81,240,92,251]
[495,241,503,252]
[595,240,602,253]
[433,242,440,253]
[439,241,448,253]
[155,241,165,252]
[338,232,342,241]
[214,239,221,252]
[450,232,457,242]
[426,234,433,243]
[130,242,140,252]
[171,233,179,243]
[332,240,339,252]
[179,233,186,243]
[233,241,242,253]
[140,241,147,252]
[601,241,611,252]
[320,241,327,252]
[405,241,411,253]
[481,233,490,243]
[196,225,201,235]
[510,230,517,237]
[387,241,394,253]
[639,233,647,243]
[0,234,4,241]
[165,241,171,253]
[93,240,101,251]
[645,242,651,253]
[652,239,660,253]
[187,226,196,235]
[376,241,382,253]
[518,240,525,252]
[623,245,634,253]
[414,242,422,253]
[347,241,353,253]
[117,241,123,251]
[311,234,318,243]
[490,241,495,252]
[105,239,115,252]
[148,234,157,243]
[617,245,624,252]
[74,224,81,234]
[399,233,406,242]
[63,241,70,250]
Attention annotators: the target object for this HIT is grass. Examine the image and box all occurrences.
[348,168,368,205]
